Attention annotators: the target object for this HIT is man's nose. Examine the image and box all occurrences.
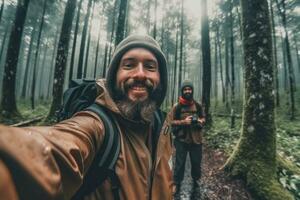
[132,63,146,80]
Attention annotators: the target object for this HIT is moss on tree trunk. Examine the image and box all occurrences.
[224,1,293,199]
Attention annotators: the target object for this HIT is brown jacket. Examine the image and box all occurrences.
[169,102,204,144]
[0,79,173,200]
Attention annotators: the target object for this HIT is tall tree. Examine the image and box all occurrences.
[269,0,280,106]
[201,0,212,124]
[0,0,4,24]
[83,1,96,77]
[21,23,37,99]
[178,0,184,93]
[69,0,83,82]
[46,0,77,122]
[229,0,235,128]
[0,0,30,119]
[276,0,296,120]
[77,0,93,79]
[31,0,47,109]
[224,0,293,199]
[115,0,128,46]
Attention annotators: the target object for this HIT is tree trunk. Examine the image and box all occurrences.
[172,30,179,105]
[0,0,4,24]
[224,1,293,199]
[83,1,95,78]
[152,0,157,39]
[107,0,118,64]
[47,29,60,99]
[46,0,77,122]
[31,0,47,110]
[201,0,212,124]
[178,0,184,94]
[94,16,103,78]
[293,35,300,76]
[270,0,280,107]
[0,0,30,119]
[76,0,93,79]
[217,24,225,103]
[21,26,36,99]
[229,0,235,128]
[276,0,295,120]
[115,0,128,46]
[69,0,83,82]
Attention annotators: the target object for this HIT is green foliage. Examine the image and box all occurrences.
[0,100,50,125]
[206,115,300,199]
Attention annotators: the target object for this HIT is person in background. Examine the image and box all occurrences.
[169,80,205,199]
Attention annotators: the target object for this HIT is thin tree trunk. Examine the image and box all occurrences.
[47,29,60,99]
[115,0,128,46]
[21,24,37,98]
[270,0,280,106]
[76,0,93,79]
[172,30,179,105]
[276,0,295,120]
[83,1,95,78]
[69,0,83,82]
[46,0,77,122]
[31,0,47,110]
[217,24,225,103]
[0,0,30,118]
[102,42,109,78]
[229,0,235,128]
[94,16,103,78]
[178,0,184,94]
[201,0,212,124]
[108,0,118,64]
[153,0,157,39]
[0,0,4,24]
[146,0,151,34]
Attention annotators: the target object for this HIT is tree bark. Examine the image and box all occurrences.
[115,0,128,46]
[224,0,293,199]
[69,0,83,82]
[201,0,212,124]
[0,0,30,119]
[76,0,93,79]
[31,0,47,109]
[46,0,77,122]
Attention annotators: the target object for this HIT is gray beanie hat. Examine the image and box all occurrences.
[181,80,194,94]
[106,34,168,107]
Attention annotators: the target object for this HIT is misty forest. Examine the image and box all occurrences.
[0,0,299,199]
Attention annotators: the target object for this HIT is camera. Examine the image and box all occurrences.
[191,114,198,124]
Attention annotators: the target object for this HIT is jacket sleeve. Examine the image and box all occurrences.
[168,106,188,126]
[0,111,105,200]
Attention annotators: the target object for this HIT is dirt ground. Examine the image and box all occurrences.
[174,144,253,200]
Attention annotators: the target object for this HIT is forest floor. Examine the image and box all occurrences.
[174,143,252,200]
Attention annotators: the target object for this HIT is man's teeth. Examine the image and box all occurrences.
[132,86,146,91]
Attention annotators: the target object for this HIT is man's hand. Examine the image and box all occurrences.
[197,118,205,126]
[183,116,192,125]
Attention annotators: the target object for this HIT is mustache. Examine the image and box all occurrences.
[123,79,154,93]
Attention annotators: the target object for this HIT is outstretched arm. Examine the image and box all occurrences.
[0,111,105,200]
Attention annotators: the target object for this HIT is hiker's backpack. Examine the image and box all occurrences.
[57,79,165,199]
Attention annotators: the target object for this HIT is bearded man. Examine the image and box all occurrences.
[169,80,205,199]
[0,35,173,200]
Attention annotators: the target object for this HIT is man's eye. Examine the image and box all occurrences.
[145,64,157,71]
[123,63,133,68]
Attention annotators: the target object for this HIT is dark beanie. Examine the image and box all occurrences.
[181,80,194,95]
[106,34,168,107]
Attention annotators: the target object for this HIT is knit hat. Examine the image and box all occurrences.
[181,80,193,92]
[106,35,168,107]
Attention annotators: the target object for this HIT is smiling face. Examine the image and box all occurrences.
[116,48,160,102]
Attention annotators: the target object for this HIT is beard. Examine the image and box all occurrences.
[182,92,193,100]
[114,79,161,122]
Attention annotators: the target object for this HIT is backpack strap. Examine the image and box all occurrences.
[71,103,120,200]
